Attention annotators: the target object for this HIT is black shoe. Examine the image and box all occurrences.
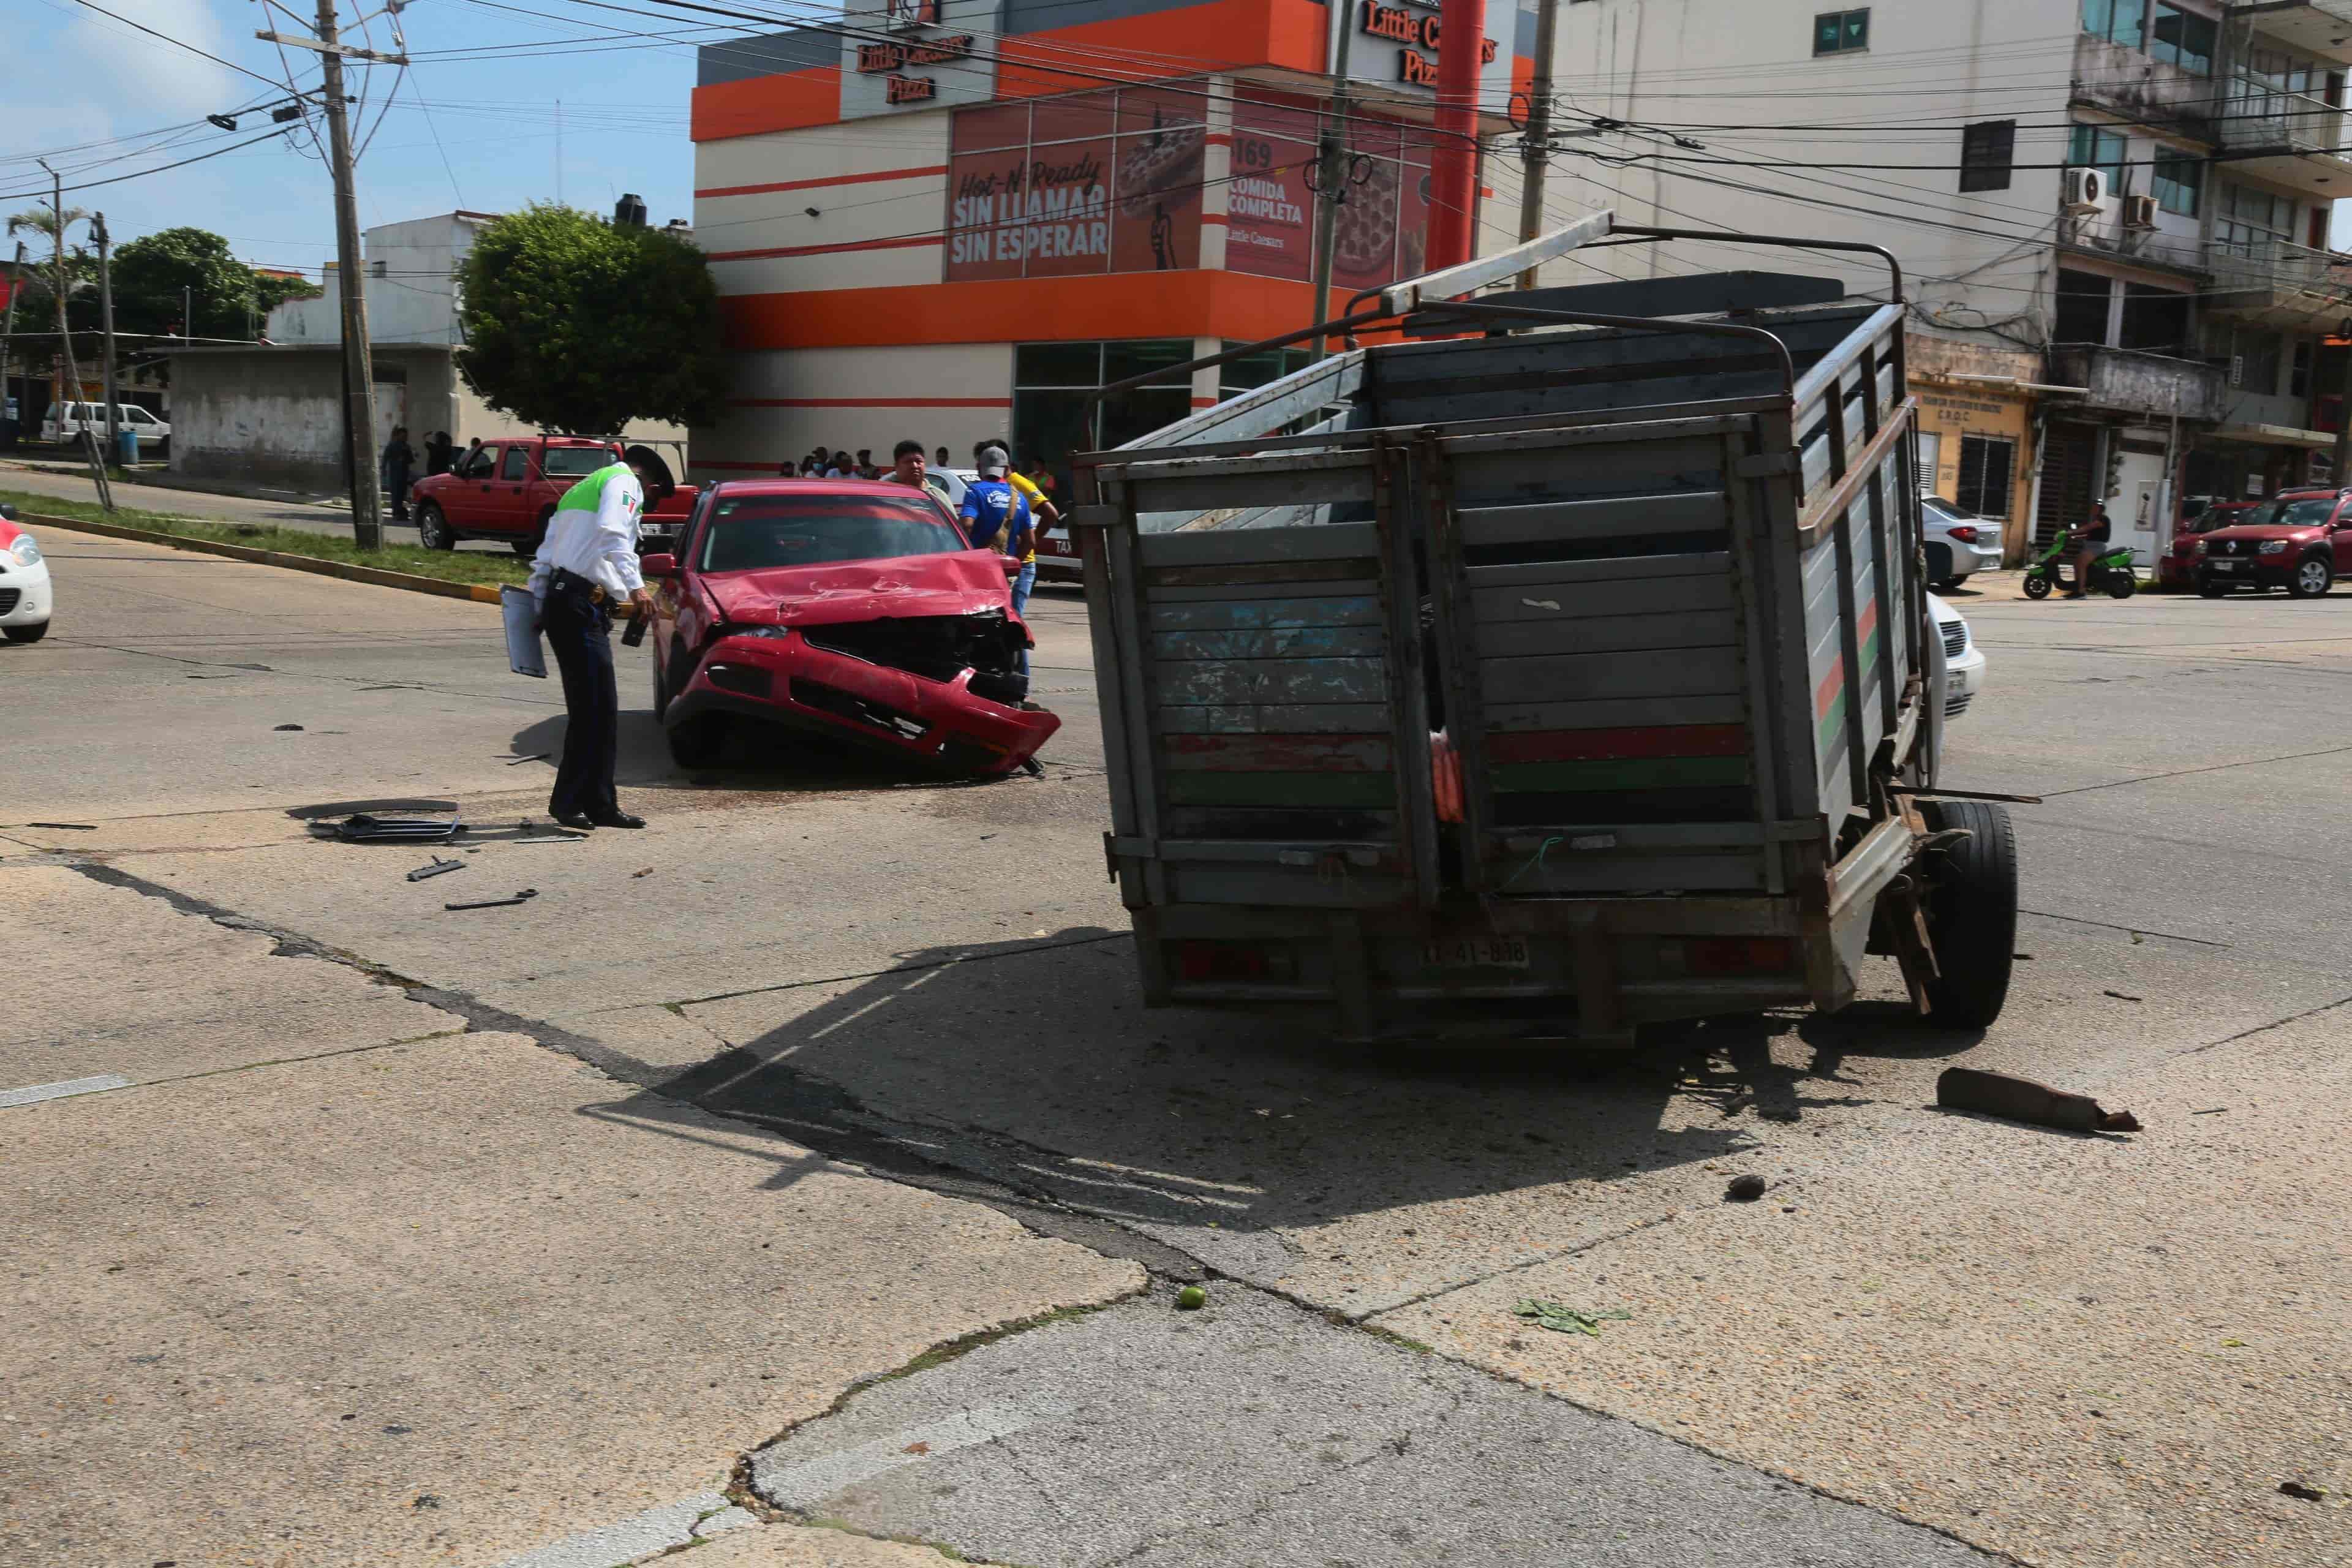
[590,810,646,829]
[551,811,597,831]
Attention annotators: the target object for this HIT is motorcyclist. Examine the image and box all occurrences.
[2065,500,2113,598]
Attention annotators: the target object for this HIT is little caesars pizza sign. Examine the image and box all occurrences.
[837,0,1000,118]
[1348,0,1509,96]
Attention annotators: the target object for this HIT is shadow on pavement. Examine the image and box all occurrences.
[571,931,1817,1241]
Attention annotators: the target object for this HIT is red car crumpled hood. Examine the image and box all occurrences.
[703,552,1013,629]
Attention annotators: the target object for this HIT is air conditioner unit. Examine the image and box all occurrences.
[2064,167,2106,212]
[2122,192,2160,228]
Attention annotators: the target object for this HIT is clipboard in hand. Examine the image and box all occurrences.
[500,585,548,678]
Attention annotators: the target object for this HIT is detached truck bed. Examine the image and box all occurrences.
[1071,219,2018,1042]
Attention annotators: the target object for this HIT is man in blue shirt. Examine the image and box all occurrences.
[959,444,1034,673]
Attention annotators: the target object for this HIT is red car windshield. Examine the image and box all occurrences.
[2272,498,2337,528]
[698,494,965,572]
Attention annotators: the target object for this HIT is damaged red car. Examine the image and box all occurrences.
[641,479,1058,774]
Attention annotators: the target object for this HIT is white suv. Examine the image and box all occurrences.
[42,401,170,450]
[1923,497,2003,591]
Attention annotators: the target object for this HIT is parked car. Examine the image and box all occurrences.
[1928,592,1982,720]
[2158,498,2263,590]
[41,401,169,450]
[643,478,1058,774]
[0,502,53,644]
[2189,486,2352,598]
[1921,497,2002,590]
[409,436,697,554]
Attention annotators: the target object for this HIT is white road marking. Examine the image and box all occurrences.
[753,1400,1068,1510]
[0,1074,132,1108]
[492,1490,733,1568]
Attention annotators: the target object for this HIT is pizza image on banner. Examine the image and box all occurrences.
[1110,93,1205,273]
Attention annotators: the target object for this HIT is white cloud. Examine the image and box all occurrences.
[67,0,246,120]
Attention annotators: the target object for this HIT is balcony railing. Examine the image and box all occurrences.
[2222,86,2350,153]
[2207,237,2352,304]
[2046,344,2227,422]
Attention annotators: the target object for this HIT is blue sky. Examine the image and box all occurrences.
[2,0,715,276]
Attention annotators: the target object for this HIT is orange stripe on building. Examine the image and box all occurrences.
[692,64,842,142]
[696,164,948,199]
[722,268,1357,350]
[706,234,944,262]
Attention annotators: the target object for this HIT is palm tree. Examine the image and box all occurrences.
[6,203,91,416]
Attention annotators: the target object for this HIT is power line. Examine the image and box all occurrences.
[60,0,295,91]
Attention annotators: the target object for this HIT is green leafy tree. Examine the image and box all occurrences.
[110,227,267,339]
[252,267,322,319]
[454,204,726,435]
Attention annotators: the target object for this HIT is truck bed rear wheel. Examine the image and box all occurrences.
[1920,799,2016,1030]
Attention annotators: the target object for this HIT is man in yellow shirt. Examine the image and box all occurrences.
[973,440,1060,620]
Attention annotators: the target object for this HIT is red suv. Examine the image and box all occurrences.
[2158,498,2261,590]
[2191,488,2352,598]
[409,436,696,554]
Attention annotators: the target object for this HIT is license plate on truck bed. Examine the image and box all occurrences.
[1423,935,1531,970]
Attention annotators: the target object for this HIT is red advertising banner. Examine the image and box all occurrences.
[1109,87,1205,274]
[1226,102,1318,282]
[947,88,1200,281]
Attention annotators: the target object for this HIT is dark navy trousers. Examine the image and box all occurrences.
[543,581,619,820]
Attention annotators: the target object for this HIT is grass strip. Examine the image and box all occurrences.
[2,486,530,589]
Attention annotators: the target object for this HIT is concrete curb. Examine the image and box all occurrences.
[21,510,507,606]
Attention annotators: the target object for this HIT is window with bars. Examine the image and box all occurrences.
[1959,120,2016,192]
[1956,435,2016,520]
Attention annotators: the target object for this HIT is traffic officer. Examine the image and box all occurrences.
[527,445,654,831]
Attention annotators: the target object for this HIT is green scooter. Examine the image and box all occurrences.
[2022,527,2137,600]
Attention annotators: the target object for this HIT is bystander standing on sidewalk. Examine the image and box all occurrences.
[380,427,417,522]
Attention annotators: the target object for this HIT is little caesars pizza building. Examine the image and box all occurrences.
[689,0,1532,483]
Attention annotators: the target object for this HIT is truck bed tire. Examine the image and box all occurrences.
[1920,799,2016,1030]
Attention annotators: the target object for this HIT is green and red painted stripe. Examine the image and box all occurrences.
[1812,598,1882,753]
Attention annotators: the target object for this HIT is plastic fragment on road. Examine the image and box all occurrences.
[1937,1066,2141,1133]
[1514,1299,1632,1337]
[274,723,304,731]
[25,821,97,830]
[326,812,464,843]
[503,752,550,765]
[445,888,537,911]
[405,856,466,882]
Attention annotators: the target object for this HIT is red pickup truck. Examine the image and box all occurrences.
[409,435,696,553]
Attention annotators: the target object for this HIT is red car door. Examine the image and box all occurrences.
[651,489,717,705]
[2333,500,2352,573]
[443,442,498,527]
[475,442,533,537]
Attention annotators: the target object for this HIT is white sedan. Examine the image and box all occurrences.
[1929,592,1983,720]
[0,503,51,644]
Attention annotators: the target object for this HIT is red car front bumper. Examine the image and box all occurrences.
[668,628,1059,774]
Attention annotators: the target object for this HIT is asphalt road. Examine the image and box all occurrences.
[6,532,2349,1568]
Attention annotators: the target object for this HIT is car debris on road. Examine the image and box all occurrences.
[405,856,466,882]
[445,888,537,911]
[1937,1067,2141,1133]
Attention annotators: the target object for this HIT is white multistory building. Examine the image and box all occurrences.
[1483,0,2352,565]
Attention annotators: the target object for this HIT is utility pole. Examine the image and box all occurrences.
[320,3,383,549]
[2334,317,2352,488]
[1307,7,1355,358]
[1515,0,1559,290]
[1,241,22,447]
[263,0,395,547]
[37,159,109,508]
[96,213,118,461]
